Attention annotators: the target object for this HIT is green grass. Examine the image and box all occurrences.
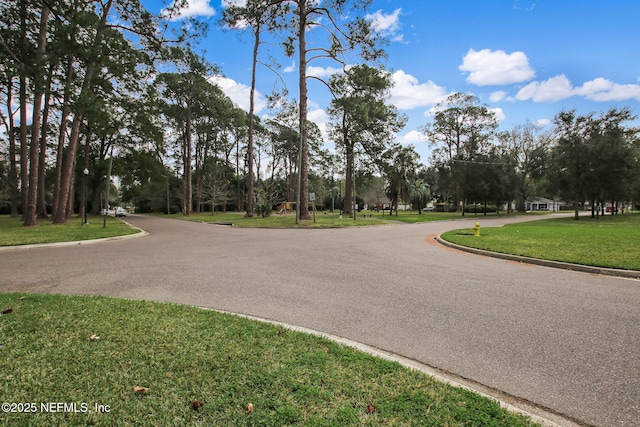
[0,293,539,426]
[159,210,469,227]
[441,213,640,271]
[177,211,388,227]
[0,215,139,247]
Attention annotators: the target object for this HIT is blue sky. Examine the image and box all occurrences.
[144,0,640,162]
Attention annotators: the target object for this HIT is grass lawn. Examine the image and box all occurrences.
[441,213,640,271]
[0,215,140,247]
[0,293,539,426]
[160,210,470,227]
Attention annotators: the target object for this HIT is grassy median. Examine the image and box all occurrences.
[0,293,540,426]
[164,210,466,227]
[441,213,640,271]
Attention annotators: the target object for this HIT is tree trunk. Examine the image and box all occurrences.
[19,0,28,219]
[245,23,260,217]
[183,105,193,215]
[52,0,113,224]
[286,156,294,202]
[19,78,28,219]
[235,132,241,212]
[518,175,527,213]
[297,0,310,220]
[37,65,54,219]
[53,111,83,223]
[52,58,73,219]
[5,78,20,217]
[65,157,77,220]
[343,127,354,217]
[23,4,50,227]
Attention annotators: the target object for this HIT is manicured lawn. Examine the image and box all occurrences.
[161,210,468,227]
[175,211,388,227]
[0,215,140,247]
[441,213,640,271]
[0,293,539,426]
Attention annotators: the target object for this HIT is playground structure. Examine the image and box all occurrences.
[276,201,320,215]
[277,201,298,215]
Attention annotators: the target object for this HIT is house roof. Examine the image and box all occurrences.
[525,197,557,204]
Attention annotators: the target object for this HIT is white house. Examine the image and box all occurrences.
[525,197,565,211]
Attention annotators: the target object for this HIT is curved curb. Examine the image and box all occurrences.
[0,223,147,252]
[435,235,640,280]
[203,307,582,427]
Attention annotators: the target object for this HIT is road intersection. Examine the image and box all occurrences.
[1,214,638,426]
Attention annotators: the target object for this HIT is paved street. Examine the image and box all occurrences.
[1,214,638,426]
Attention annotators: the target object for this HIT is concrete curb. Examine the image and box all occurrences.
[205,308,582,427]
[435,235,640,280]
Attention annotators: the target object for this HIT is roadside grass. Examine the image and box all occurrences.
[0,215,139,247]
[0,293,539,426]
[441,213,640,271]
[173,211,387,227]
[158,210,469,227]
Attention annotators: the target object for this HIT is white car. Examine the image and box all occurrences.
[115,207,127,217]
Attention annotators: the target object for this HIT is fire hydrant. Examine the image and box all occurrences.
[473,222,481,236]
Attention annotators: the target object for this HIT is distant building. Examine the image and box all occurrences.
[524,197,565,212]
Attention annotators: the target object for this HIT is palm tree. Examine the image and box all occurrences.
[407,179,431,214]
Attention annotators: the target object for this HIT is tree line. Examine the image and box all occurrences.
[1,0,638,226]
[424,93,639,218]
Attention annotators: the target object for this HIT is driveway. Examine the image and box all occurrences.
[1,214,638,427]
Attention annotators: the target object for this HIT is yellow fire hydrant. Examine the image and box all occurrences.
[473,222,481,237]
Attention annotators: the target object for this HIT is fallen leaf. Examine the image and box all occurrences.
[192,400,203,411]
[1,308,13,315]
[88,335,100,341]
[367,404,375,414]
[247,403,254,413]
[133,386,149,394]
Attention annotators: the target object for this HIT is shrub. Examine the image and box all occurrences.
[464,204,497,213]
[255,203,272,217]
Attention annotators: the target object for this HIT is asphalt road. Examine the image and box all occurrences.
[1,214,638,427]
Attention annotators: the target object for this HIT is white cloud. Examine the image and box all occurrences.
[161,0,215,21]
[575,77,640,101]
[208,75,267,113]
[307,107,328,125]
[398,130,426,145]
[222,0,246,7]
[512,1,536,12]
[307,65,342,78]
[284,60,296,73]
[535,118,551,127]
[515,74,574,102]
[389,70,448,110]
[366,8,404,43]
[307,104,330,142]
[490,107,506,122]
[459,48,535,86]
[514,74,640,103]
[489,91,507,102]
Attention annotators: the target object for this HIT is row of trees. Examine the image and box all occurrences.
[424,93,640,218]
[1,0,638,226]
[0,0,208,225]
[1,0,399,225]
